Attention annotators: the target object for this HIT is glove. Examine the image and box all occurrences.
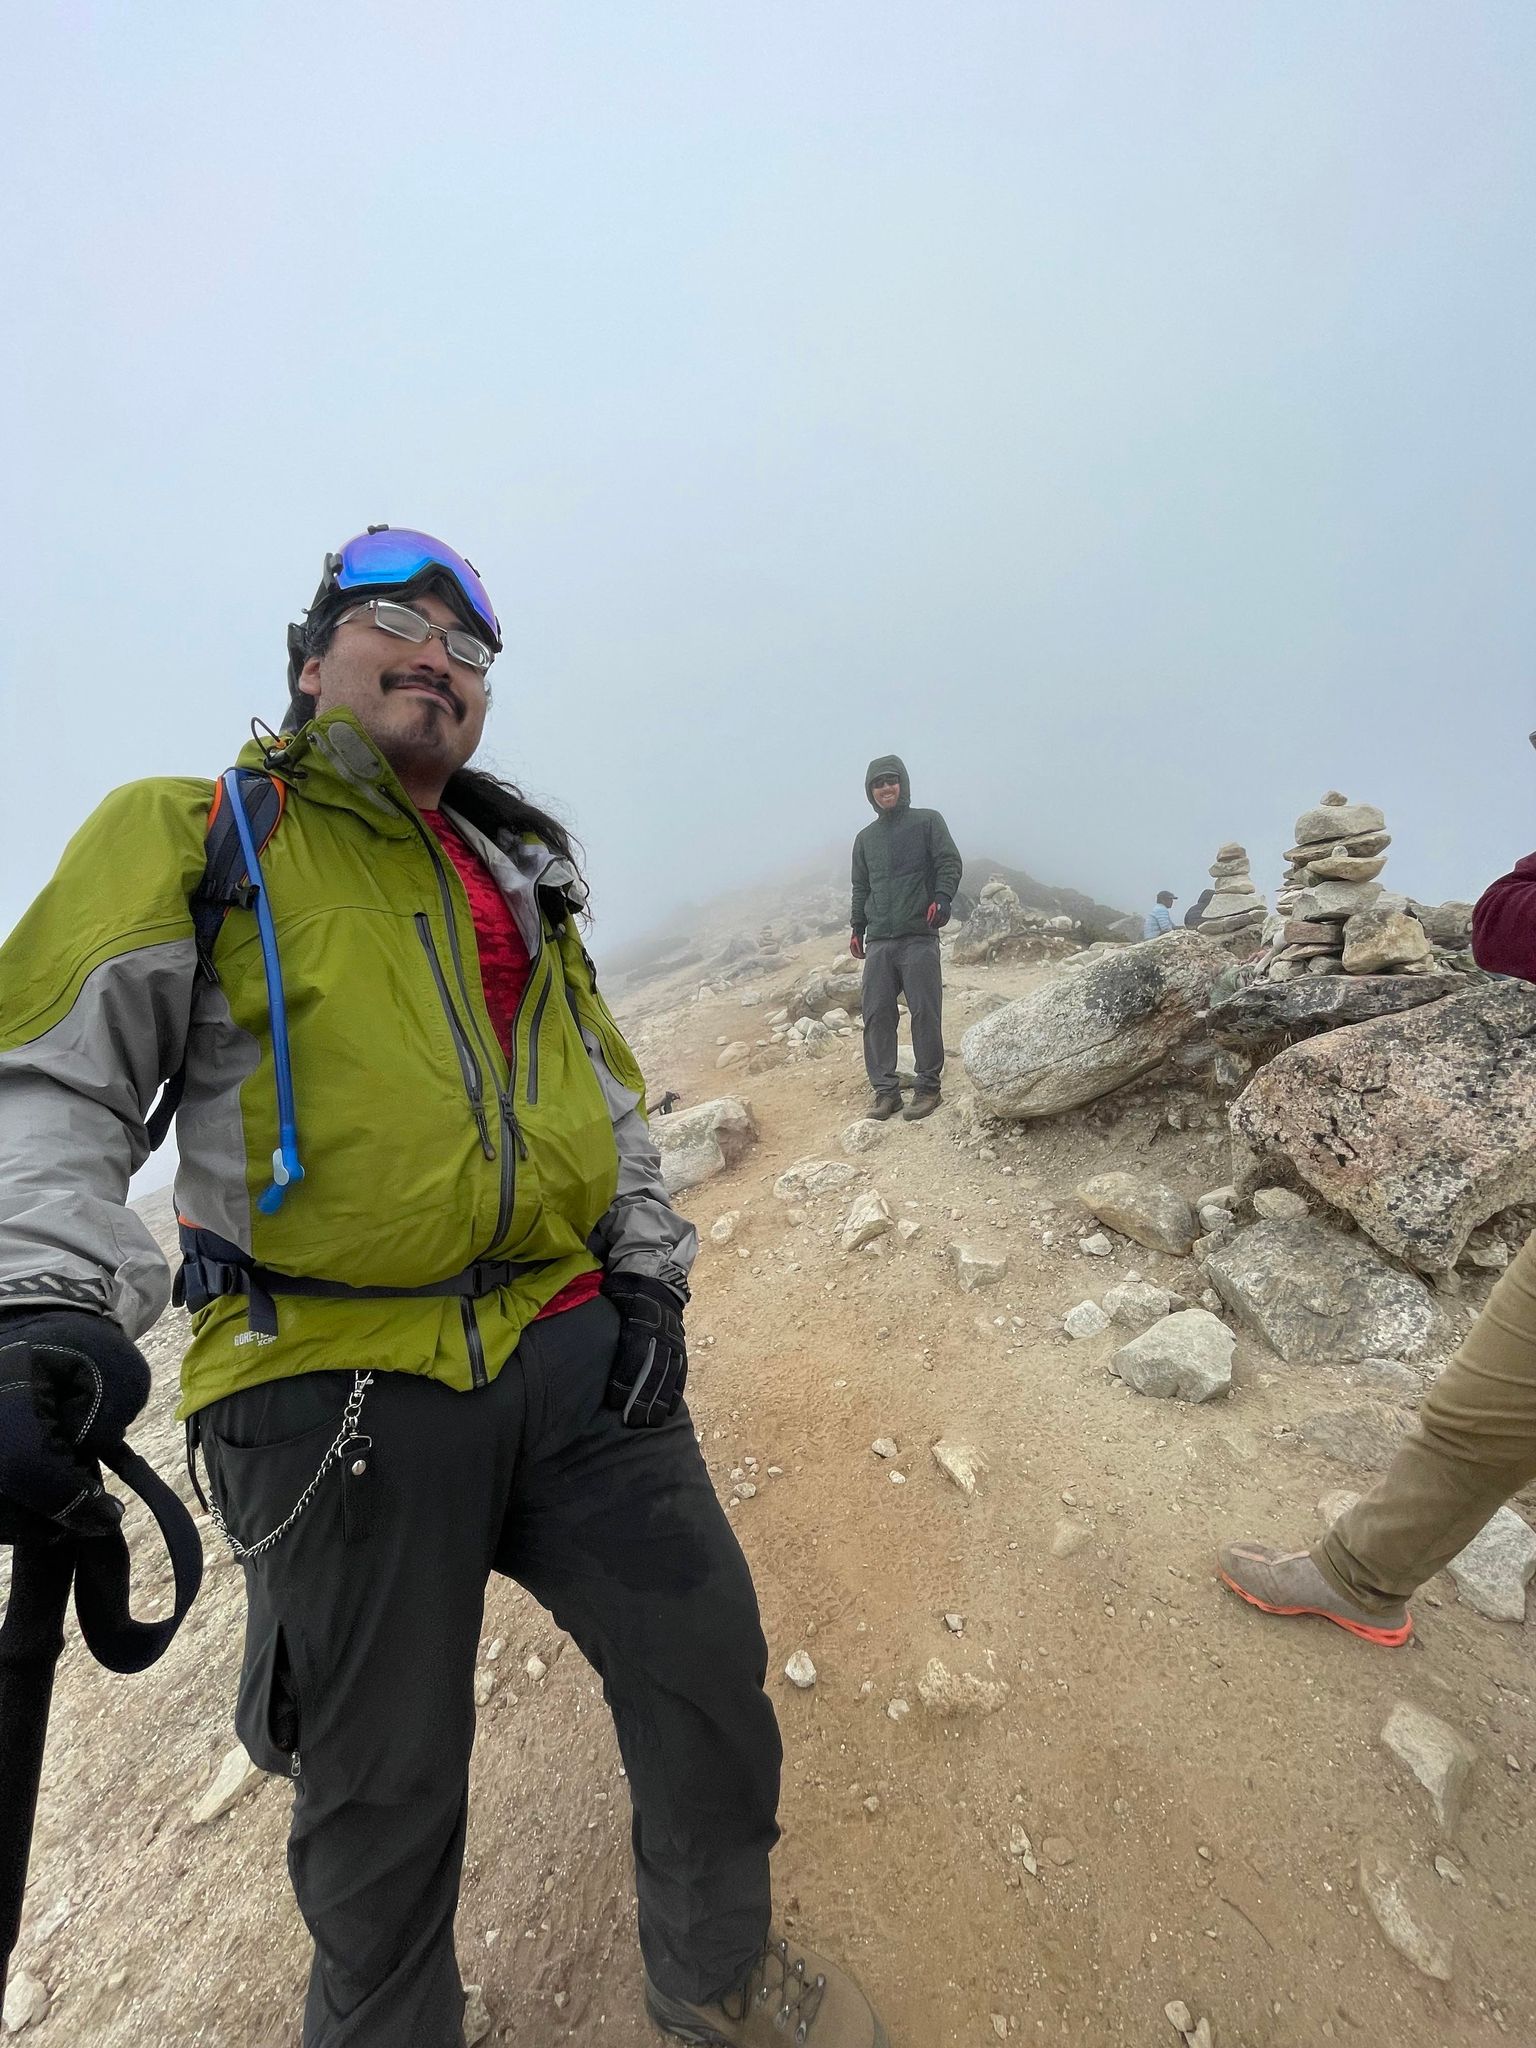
[600,1273,688,1428]
[0,1309,151,1535]
[849,930,866,960]
[926,895,952,929]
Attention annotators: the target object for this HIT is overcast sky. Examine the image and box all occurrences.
[5,2,1535,969]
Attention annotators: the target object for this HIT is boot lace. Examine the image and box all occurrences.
[726,1938,827,2041]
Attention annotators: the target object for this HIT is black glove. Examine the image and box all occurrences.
[600,1273,688,1428]
[926,895,952,929]
[0,1309,151,1535]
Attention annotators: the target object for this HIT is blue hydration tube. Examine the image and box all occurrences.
[222,770,306,1213]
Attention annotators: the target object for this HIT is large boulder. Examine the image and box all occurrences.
[960,930,1231,1119]
[652,1096,758,1196]
[1208,976,1465,1051]
[781,965,864,1023]
[951,881,1060,966]
[1229,985,1536,1270]
[1340,906,1432,976]
[1076,1172,1197,1254]
[1205,1219,1437,1363]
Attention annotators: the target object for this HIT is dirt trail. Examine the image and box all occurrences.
[9,940,1535,2047]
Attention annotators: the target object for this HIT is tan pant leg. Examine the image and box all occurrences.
[1313,1226,1536,1614]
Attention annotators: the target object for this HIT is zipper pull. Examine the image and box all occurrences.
[504,1103,529,1158]
[290,1750,301,1780]
[472,1104,495,1160]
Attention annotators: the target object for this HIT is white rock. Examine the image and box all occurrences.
[709,1211,740,1245]
[774,1157,861,1201]
[716,1041,750,1068]
[822,1007,852,1029]
[932,1439,987,1499]
[886,1698,910,1721]
[1076,1172,1198,1254]
[1446,1506,1536,1622]
[1252,1186,1310,1222]
[949,1242,1009,1291]
[474,1667,496,1706]
[2,1971,49,2034]
[896,1218,924,1245]
[652,1096,758,1196]
[1111,1310,1235,1404]
[1079,1233,1114,1258]
[944,1613,965,1633]
[1008,1826,1038,1874]
[1381,1702,1478,1829]
[870,1437,899,1459]
[1063,1300,1111,1339]
[463,1984,493,2045]
[1359,1848,1453,1980]
[841,1188,893,1252]
[841,1119,888,1155]
[1101,1279,1173,1332]
[784,1650,818,1689]
[525,1652,548,1683]
[191,1744,265,1825]
[917,1657,1009,1716]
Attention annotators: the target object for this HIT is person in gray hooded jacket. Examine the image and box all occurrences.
[849,755,963,1121]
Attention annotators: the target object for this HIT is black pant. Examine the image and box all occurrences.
[201,1297,782,2047]
[861,932,945,1094]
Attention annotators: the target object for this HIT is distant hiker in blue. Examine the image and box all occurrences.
[1143,889,1178,938]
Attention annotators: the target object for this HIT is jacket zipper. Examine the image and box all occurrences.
[525,967,554,1105]
[459,1296,488,1389]
[414,915,494,1159]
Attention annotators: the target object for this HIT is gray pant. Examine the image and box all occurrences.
[200,1298,781,2047]
[861,932,944,1094]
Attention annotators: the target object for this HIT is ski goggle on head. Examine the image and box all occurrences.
[327,526,501,648]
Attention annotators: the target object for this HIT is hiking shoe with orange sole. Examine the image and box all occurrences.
[646,1933,889,2046]
[1217,1541,1413,1647]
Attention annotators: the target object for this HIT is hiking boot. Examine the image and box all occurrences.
[1217,1540,1413,1647]
[902,1091,941,1121]
[646,1933,889,2046]
[867,1092,903,1121]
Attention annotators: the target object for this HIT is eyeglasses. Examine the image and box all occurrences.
[871,778,901,789]
[337,599,495,676]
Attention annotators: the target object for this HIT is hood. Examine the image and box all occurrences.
[865,754,910,815]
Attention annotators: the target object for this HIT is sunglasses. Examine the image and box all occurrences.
[871,777,901,789]
[337,598,495,676]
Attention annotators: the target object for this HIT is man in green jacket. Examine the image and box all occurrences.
[849,756,963,1122]
[0,529,888,2048]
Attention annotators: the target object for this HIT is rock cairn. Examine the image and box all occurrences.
[1265,792,1434,981]
[1197,843,1266,946]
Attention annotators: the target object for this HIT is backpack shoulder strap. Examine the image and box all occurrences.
[145,771,286,1151]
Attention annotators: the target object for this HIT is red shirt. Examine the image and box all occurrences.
[422,811,603,1321]
[1472,853,1536,982]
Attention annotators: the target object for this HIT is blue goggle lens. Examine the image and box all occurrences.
[334,529,500,645]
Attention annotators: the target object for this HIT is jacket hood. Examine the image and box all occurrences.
[865,754,910,815]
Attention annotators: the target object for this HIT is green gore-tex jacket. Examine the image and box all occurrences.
[850,755,963,942]
[0,710,696,1417]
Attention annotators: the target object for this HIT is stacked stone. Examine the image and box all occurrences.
[1266,793,1433,981]
[1198,842,1266,945]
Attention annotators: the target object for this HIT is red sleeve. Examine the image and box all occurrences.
[1472,853,1536,979]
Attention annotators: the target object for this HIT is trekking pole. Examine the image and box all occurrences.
[0,1520,75,2008]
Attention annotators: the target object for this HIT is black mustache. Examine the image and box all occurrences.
[383,670,464,723]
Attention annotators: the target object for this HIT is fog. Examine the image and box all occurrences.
[6,3,1535,969]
